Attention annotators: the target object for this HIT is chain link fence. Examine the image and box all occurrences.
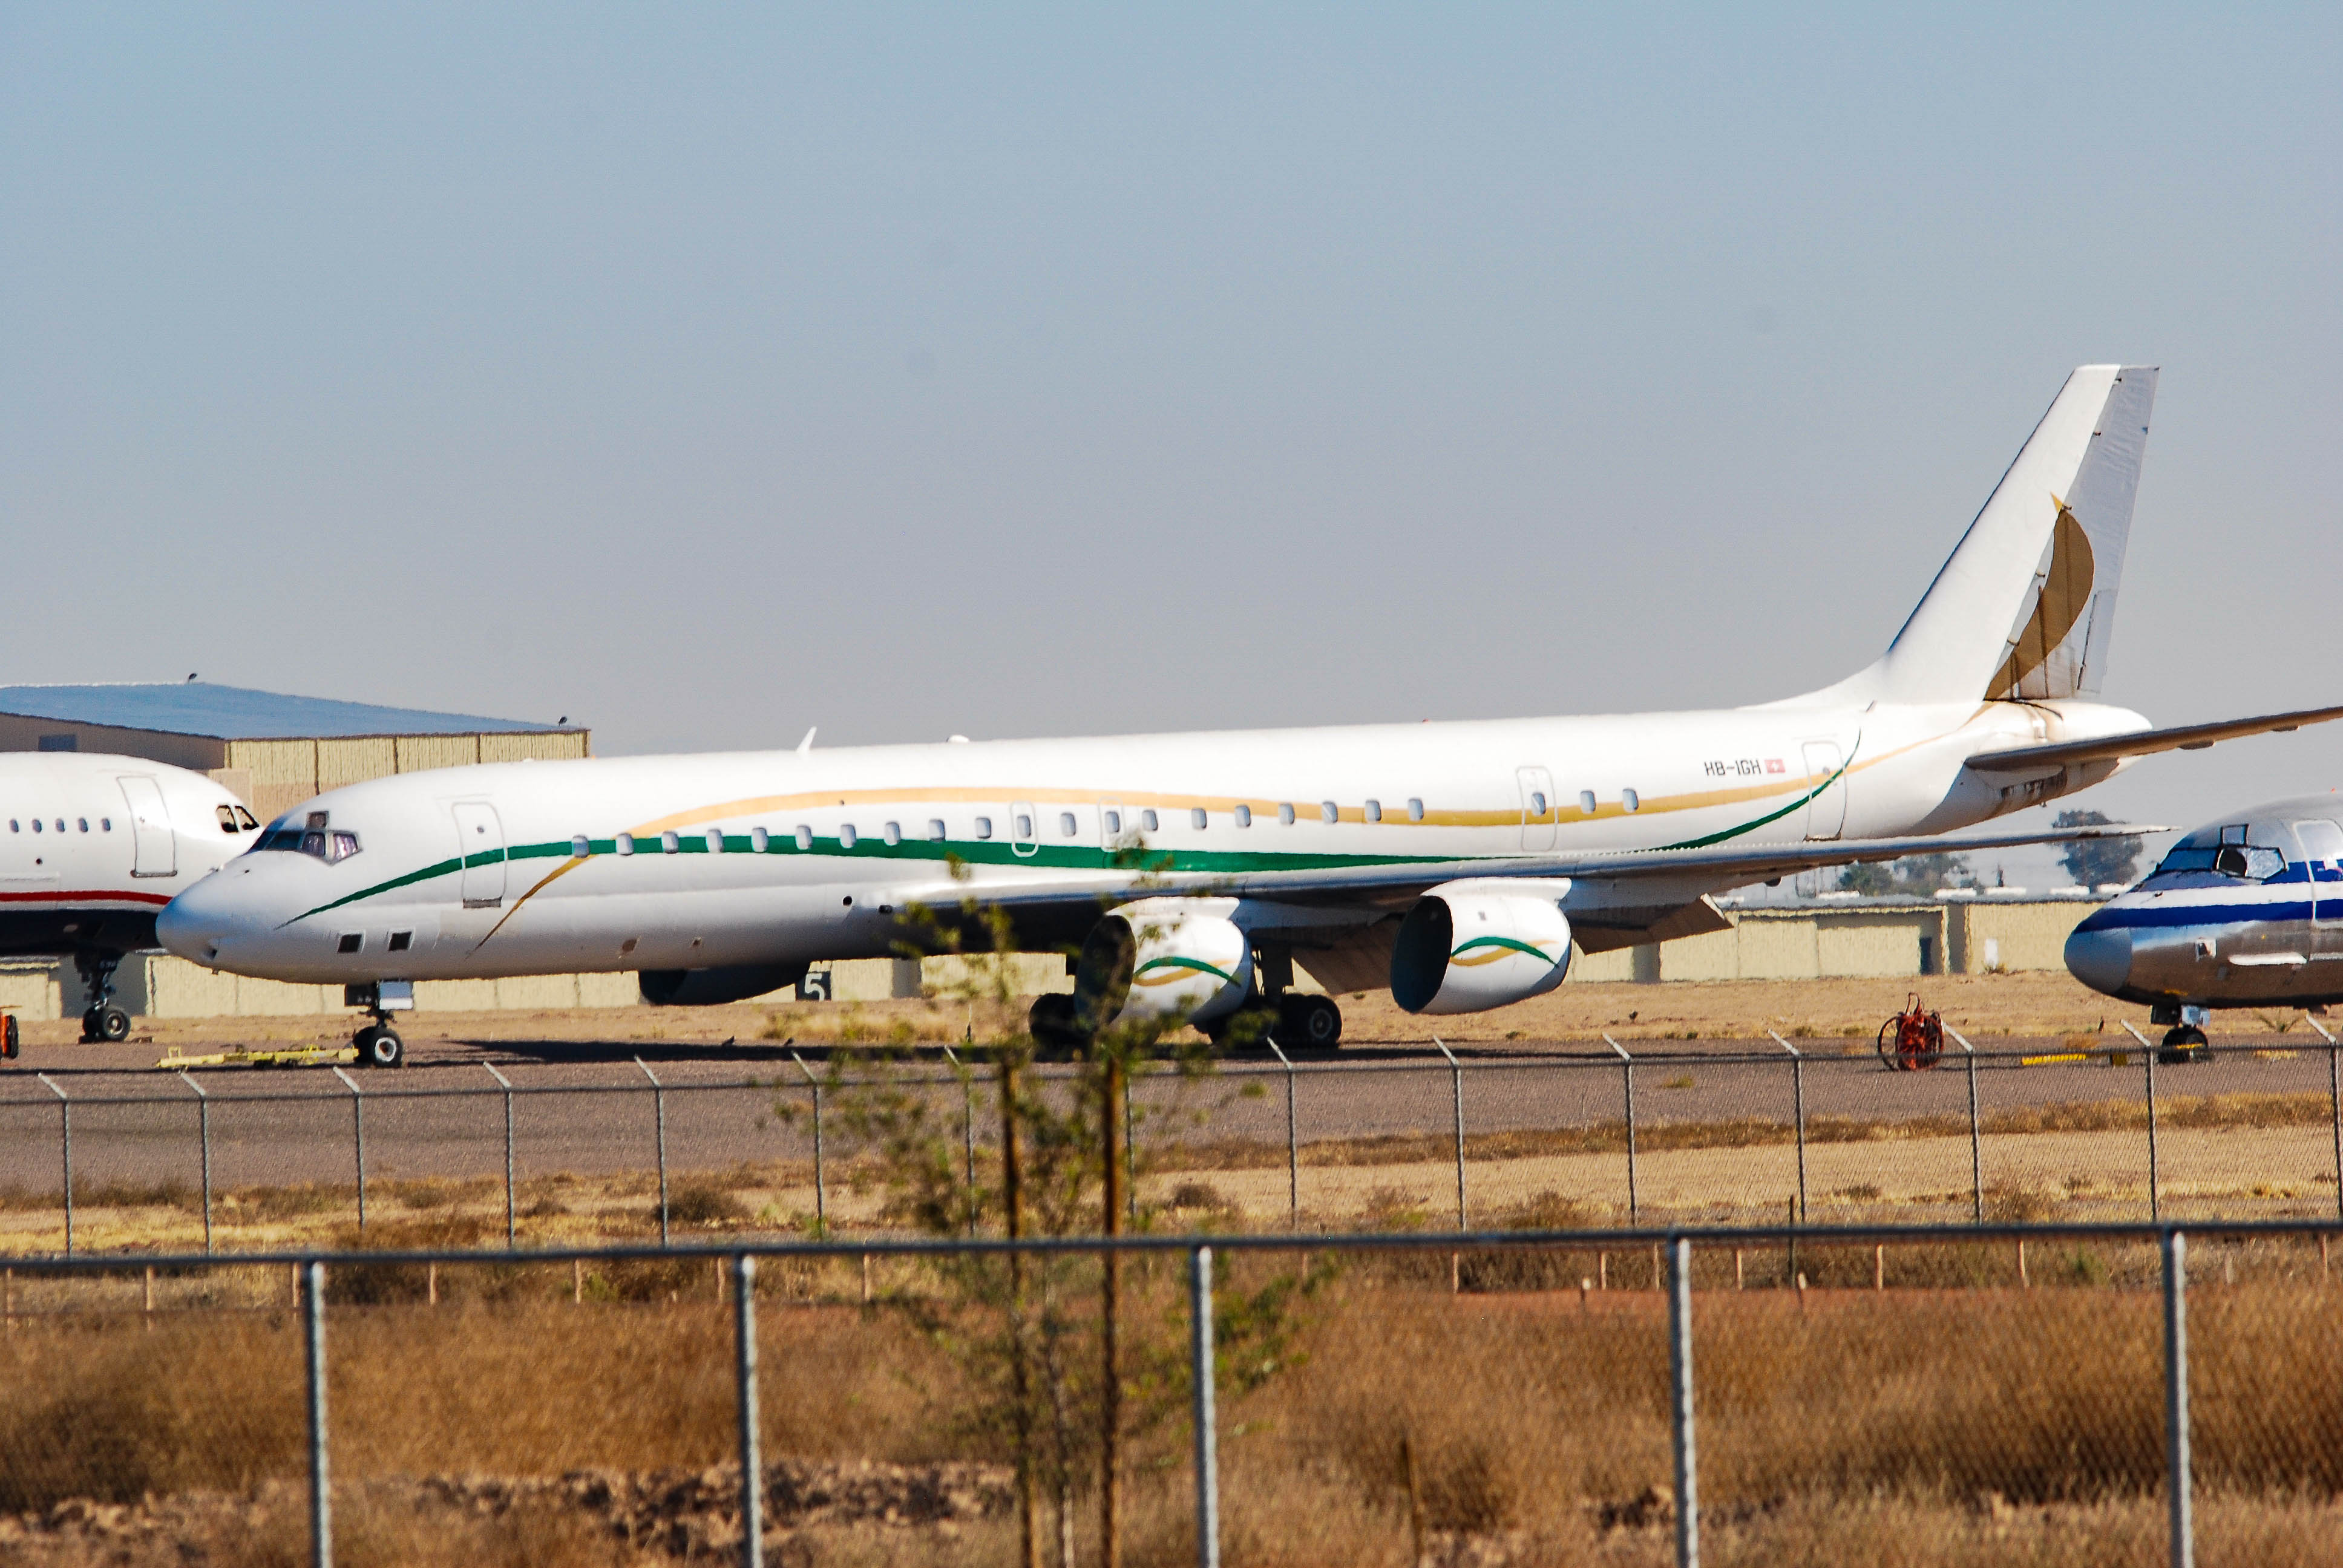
[7,1223,2342,1566]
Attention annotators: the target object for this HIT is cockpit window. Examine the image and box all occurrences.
[2152,842,2286,881]
[258,827,362,863]
[216,805,239,833]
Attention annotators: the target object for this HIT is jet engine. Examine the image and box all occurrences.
[640,961,810,1008]
[1074,897,1255,1030]
[1389,880,1573,1015]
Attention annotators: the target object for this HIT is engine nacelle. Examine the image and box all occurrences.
[640,961,809,1007]
[1390,880,1573,1015]
[1075,897,1255,1030]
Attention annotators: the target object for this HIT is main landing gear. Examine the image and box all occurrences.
[1025,985,1346,1056]
[74,951,131,1044]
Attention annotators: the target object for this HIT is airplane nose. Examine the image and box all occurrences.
[2065,924,2133,995]
[157,876,241,965]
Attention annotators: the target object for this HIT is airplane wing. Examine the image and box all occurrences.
[914,820,2158,916]
[1963,702,2343,775]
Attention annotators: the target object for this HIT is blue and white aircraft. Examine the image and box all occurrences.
[2067,795,2343,1053]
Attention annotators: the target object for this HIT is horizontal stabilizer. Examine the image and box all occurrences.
[1964,702,2343,776]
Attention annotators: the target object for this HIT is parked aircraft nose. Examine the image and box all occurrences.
[2065,923,2133,996]
[157,869,268,966]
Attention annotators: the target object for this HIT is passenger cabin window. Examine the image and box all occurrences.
[337,933,362,954]
[750,828,770,853]
[31,819,41,833]
[840,825,858,849]
[1015,814,1033,839]
[661,831,680,854]
[1365,800,1381,823]
[387,932,412,952]
[1234,805,1252,828]
[1058,812,1078,837]
[706,829,725,854]
[76,818,87,833]
[884,822,902,846]
[795,825,813,849]
[928,818,946,841]
[1580,791,1598,815]
[1190,808,1207,830]
[1622,789,1641,814]
[1278,803,1296,826]
[975,816,994,840]
[1407,799,1424,822]
[1321,801,1338,824]
[6,820,15,832]
[1142,809,1159,832]
[571,835,591,858]
[1529,792,1547,817]
[101,818,112,832]
[1104,810,1121,835]
[616,832,636,856]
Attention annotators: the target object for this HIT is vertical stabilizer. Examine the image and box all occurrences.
[1840,365,2157,706]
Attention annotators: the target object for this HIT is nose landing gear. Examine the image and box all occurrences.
[74,950,132,1044]
[344,980,413,1068]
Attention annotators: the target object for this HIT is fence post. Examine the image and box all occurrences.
[635,1057,669,1246]
[791,1053,827,1233]
[1768,1033,1807,1221]
[332,1067,366,1230]
[1434,1039,1466,1227]
[1605,1036,1638,1223]
[38,1074,70,1256]
[1666,1235,1699,1568]
[2309,1018,2343,1221]
[2124,1022,2161,1220]
[1124,1067,1139,1224]
[943,1045,977,1230]
[1267,1040,1299,1230]
[1946,1025,1984,1223]
[1190,1244,1219,1568]
[179,1070,212,1254]
[1604,1036,1638,1223]
[734,1254,764,1568]
[304,1259,332,1568]
[483,1063,517,1246]
[2162,1230,2192,1568]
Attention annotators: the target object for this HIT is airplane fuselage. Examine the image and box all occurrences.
[162,695,2145,987]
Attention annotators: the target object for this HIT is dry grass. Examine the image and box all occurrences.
[9,1254,2343,1564]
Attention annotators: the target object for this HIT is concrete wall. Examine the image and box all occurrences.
[1560,897,2095,985]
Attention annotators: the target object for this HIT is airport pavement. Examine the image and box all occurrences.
[1,1027,2327,1198]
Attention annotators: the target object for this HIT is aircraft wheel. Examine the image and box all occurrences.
[357,1025,405,1069]
[2159,1025,2210,1064]
[1027,993,1087,1059]
[82,1007,133,1044]
[1274,994,1343,1051]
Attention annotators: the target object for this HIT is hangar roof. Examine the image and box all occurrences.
[0,683,574,740]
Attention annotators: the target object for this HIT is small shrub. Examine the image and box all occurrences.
[666,1185,751,1227]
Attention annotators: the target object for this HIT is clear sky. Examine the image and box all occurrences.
[4,5,2338,878]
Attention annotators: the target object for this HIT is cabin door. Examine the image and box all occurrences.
[1801,742,1848,841]
[452,800,507,908]
[117,776,176,877]
[2293,818,2343,954]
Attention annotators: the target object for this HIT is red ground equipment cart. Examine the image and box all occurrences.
[1876,993,1944,1071]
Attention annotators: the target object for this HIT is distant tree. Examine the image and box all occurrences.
[1835,861,1896,895]
[1835,851,1973,897]
[2054,808,2143,889]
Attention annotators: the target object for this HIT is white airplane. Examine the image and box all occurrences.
[0,751,258,1041]
[158,365,2340,1068]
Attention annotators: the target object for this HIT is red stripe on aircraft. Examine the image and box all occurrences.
[0,890,175,907]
